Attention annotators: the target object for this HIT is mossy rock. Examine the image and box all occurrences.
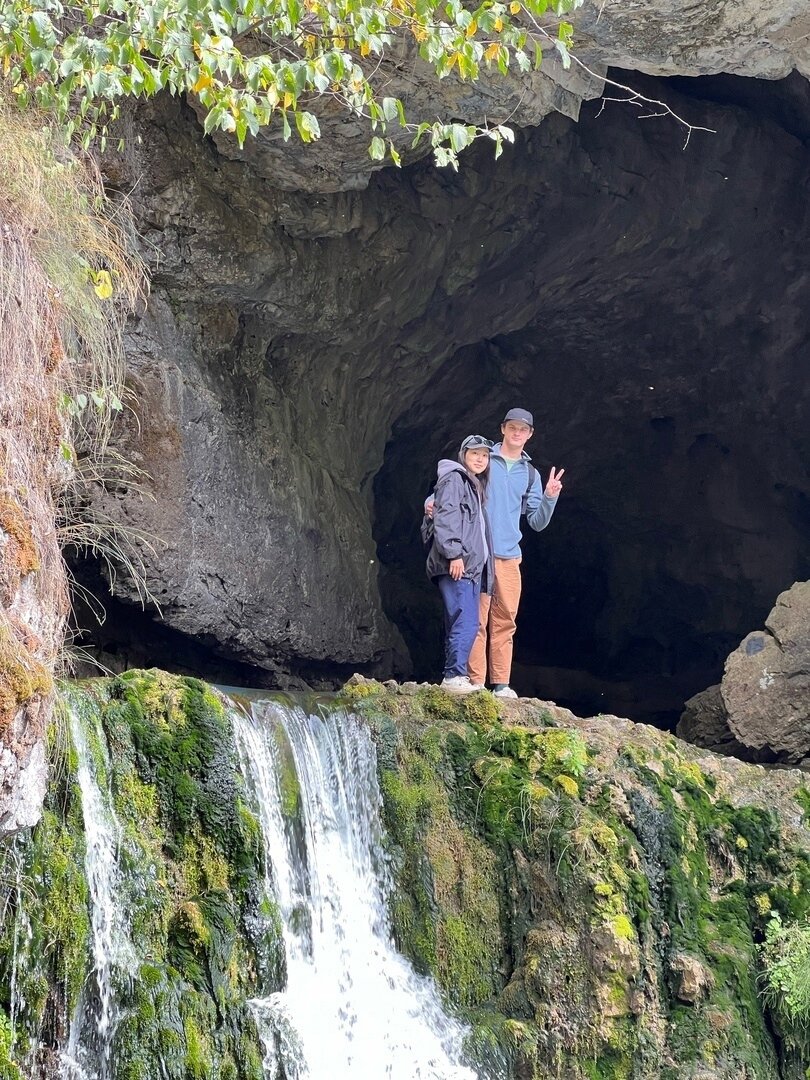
[0,671,276,1079]
[352,682,810,1079]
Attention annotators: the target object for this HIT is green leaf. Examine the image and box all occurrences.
[411,121,431,149]
[448,123,469,153]
[369,135,386,160]
[381,96,398,122]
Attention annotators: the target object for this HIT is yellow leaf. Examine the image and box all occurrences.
[466,19,477,37]
[510,1,521,12]
[93,271,113,300]
[360,40,370,56]
[283,91,294,108]
[494,16,503,30]
[267,85,280,107]
[411,25,428,41]
[192,73,213,93]
[484,41,500,60]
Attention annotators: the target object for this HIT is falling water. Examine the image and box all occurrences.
[235,698,478,1080]
[61,700,136,1080]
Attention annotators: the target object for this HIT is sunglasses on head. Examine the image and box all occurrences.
[463,436,494,450]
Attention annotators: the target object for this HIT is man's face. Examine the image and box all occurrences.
[501,420,533,453]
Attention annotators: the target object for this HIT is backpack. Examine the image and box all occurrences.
[421,462,538,545]
[520,463,538,515]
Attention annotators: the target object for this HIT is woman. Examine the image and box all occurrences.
[425,435,494,693]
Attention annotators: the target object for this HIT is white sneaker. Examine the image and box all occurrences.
[440,676,475,694]
[493,685,518,699]
[468,682,485,692]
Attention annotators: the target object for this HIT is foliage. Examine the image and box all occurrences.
[760,912,810,1050]
[0,0,581,166]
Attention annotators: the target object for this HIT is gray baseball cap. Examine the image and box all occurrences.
[503,408,534,427]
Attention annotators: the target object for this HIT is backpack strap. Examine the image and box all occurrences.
[520,463,538,516]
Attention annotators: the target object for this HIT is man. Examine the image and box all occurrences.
[470,408,563,697]
[427,408,564,697]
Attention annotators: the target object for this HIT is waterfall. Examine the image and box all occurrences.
[235,698,478,1080]
[61,697,136,1080]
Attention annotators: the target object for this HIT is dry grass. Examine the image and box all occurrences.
[0,96,145,752]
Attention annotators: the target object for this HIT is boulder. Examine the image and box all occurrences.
[678,581,810,765]
[722,581,810,765]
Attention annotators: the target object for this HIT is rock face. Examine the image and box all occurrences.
[0,208,69,835]
[81,73,810,722]
[678,581,810,765]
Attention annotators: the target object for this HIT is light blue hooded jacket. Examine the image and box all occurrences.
[487,444,557,558]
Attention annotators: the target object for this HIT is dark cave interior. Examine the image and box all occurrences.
[73,71,810,730]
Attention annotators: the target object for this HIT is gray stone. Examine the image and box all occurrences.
[722,581,810,764]
[676,685,749,759]
[0,737,47,834]
[678,582,810,765]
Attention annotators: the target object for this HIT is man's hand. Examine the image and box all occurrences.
[425,497,435,519]
[449,558,464,581]
[545,466,565,498]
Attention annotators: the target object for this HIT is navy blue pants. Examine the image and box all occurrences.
[437,576,481,678]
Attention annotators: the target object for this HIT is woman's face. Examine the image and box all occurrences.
[465,448,490,475]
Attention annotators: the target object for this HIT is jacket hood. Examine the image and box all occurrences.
[436,458,469,479]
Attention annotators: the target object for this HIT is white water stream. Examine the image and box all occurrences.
[235,699,478,1080]
[62,702,136,1080]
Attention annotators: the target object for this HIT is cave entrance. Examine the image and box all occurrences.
[373,75,810,728]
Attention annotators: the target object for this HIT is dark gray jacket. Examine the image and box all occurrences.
[425,460,494,592]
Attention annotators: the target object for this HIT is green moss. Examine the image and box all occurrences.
[0,1012,21,1080]
[341,680,385,702]
[415,686,464,724]
[530,728,589,780]
[460,691,501,725]
[610,915,634,941]
[0,623,53,737]
[27,808,90,1016]
[183,1013,213,1079]
[379,727,503,1008]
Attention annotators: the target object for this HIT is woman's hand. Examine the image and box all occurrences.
[449,558,465,581]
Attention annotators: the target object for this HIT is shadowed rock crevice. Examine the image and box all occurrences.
[79,74,810,725]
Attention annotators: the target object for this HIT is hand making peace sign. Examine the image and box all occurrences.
[545,466,565,499]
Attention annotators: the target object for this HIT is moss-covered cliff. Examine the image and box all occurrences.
[0,671,273,1080]
[1,670,809,1079]
[344,678,810,1080]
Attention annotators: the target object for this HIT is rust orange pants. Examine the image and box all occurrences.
[468,556,522,686]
